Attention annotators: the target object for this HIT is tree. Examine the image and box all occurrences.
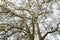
[0,0,60,40]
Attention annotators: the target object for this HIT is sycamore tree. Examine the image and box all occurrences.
[0,0,60,40]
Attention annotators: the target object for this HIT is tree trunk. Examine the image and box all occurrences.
[29,36,44,40]
[41,38,44,40]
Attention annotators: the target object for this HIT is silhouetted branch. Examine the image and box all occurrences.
[0,23,29,37]
[43,23,60,39]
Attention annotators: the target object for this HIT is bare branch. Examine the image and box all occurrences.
[42,0,52,3]
[0,5,32,20]
[0,23,29,35]
[22,18,31,34]
[16,7,36,16]
[5,30,27,37]
[43,23,60,39]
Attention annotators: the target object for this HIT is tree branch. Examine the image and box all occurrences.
[0,5,32,20]
[43,23,60,39]
[0,23,29,35]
